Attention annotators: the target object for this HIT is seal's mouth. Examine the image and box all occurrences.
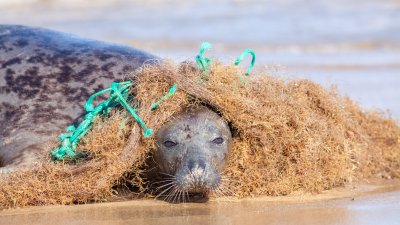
[153,170,220,203]
[174,165,221,194]
[178,178,219,193]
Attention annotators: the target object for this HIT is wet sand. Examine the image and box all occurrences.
[1,180,399,225]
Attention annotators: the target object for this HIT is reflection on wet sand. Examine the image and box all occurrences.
[0,180,399,225]
[0,199,350,225]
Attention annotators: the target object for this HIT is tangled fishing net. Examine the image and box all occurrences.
[0,59,399,208]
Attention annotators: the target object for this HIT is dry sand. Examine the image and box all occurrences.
[0,179,399,225]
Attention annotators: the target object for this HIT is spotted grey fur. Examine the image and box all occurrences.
[0,25,157,167]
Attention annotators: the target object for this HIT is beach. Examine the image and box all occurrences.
[0,0,399,224]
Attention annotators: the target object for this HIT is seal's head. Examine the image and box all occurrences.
[153,106,232,196]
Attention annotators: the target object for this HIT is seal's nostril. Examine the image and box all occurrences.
[198,159,206,170]
[188,159,195,172]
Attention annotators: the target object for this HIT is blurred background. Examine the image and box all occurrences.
[1,0,399,118]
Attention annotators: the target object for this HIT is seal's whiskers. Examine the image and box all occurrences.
[155,182,176,199]
[211,176,233,198]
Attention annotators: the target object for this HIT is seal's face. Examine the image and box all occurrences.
[154,107,231,195]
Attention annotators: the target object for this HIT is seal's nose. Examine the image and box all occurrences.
[175,156,220,192]
[188,158,206,172]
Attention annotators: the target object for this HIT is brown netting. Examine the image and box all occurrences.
[0,61,399,208]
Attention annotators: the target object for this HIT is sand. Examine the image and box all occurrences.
[0,179,399,225]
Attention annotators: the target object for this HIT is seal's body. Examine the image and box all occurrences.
[152,106,232,201]
[0,25,156,167]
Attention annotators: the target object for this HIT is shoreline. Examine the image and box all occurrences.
[1,179,399,225]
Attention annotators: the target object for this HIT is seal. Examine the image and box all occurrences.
[0,25,232,199]
[149,106,232,202]
[0,25,157,167]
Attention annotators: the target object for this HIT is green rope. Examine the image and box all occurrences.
[51,81,152,161]
[151,84,178,110]
[195,42,212,73]
[234,49,256,75]
[110,82,153,137]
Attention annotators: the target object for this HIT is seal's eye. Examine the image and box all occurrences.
[212,137,224,144]
[163,140,177,148]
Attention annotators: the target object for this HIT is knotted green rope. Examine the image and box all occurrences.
[234,49,256,75]
[195,42,212,73]
[110,82,153,137]
[51,81,152,161]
